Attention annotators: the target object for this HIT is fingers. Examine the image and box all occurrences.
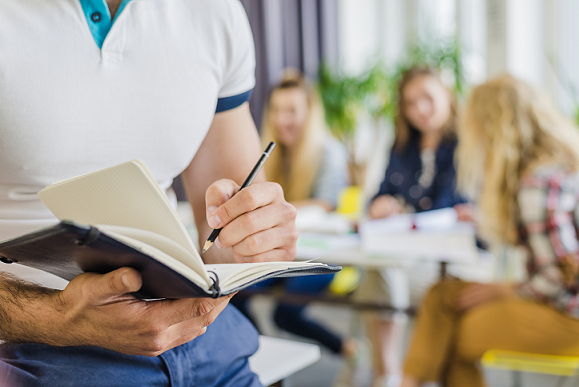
[215,202,296,249]
[156,294,233,328]
[78,267,143,303]
[207,182,282,229]
[133,295,233,356]
[233,246,297,263]
[369,195,403,219]
[205,179,298,262]
[226,226,298,258]
[205,179,240,225]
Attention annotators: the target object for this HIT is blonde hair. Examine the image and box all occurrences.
[457,74,579,244]
[394,66,457,152]
[261,70,329,202]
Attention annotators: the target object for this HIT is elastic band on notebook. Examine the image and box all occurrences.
[76,226,101,246]
[207,270,221,298]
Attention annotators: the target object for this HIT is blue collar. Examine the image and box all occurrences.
[79,0,133,48]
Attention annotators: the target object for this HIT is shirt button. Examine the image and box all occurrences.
[91,12,102,22]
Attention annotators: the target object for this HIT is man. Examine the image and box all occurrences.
[0,0,297,385]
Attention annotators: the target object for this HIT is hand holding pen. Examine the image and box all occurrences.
[203,142,276,252]
[202,142,298,263]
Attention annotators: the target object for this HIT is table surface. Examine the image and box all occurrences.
[295,232,482,268]
[248,335,321,386]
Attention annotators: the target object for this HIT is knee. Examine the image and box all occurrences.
[421,280,464,312]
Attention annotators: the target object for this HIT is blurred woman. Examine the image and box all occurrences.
[359,66,478,387]
[262,70,349,211]
[233,70,358,365]
[368,66,471,219]
[401,74,579,387]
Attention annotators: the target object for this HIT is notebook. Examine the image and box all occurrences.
[0,160,339,299]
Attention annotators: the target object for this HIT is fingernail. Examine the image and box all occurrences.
[207,206,218,215]
[208,214,221,228]
[215,238,224,249]
[121,272,131,288]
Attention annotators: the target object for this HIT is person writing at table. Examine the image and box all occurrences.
[232,70,359,370]
[401,74,579,387]
[359,66,476,387]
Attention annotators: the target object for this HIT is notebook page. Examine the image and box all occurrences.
[97,224,207,283]
[101,229,209,289]
[37,160,207,280]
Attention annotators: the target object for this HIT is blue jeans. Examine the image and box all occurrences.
[0,305,262,387]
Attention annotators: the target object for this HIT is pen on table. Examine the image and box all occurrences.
[202,141,276,253]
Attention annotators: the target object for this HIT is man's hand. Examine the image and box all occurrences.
[368,195,404,219]
[456,283,515,311]
[2,268,232,356]
[205,179,298,263]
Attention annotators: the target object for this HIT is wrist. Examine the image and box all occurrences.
[0,276,66,345]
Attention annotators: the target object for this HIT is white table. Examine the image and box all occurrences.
[249,336,321,386]
[296,232,481,274]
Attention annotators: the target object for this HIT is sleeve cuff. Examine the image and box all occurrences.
[215,90,253,113]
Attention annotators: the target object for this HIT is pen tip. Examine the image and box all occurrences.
[202,240,213,253]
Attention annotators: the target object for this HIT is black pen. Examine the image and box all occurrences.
[202,142,276,253]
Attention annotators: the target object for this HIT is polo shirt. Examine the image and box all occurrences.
[0,0,256,288]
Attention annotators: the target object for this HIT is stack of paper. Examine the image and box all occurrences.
[359,208,478,262]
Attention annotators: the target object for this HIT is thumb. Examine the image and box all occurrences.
[89,267,143,301]
[205,179,240,228]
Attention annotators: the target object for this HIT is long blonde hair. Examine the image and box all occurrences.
[394,66,458,152]
[261,71,329,202]
[457,74,579,244]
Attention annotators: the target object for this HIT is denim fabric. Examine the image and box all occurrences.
[0,305,262,387]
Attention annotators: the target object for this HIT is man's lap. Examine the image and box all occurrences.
[0,304,262,387]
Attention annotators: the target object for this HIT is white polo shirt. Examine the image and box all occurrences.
[0,0,255,287]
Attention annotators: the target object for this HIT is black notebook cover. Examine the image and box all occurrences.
[0,222,341,299]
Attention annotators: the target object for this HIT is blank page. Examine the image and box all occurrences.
[37,160,204,271]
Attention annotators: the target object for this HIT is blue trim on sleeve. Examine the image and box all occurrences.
[79,0,133,49]
[215,90,253,113]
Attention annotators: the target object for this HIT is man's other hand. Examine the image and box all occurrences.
[49,267,232,356]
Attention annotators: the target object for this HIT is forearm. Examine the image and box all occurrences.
[0,273,60,344]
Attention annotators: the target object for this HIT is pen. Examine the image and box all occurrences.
[202,141,276,253]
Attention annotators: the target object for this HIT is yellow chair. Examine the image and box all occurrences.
[336,186,364,220]
[481,350,579,387]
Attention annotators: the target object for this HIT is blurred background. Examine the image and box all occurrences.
[238,0,579,199]
[225,2,579,386]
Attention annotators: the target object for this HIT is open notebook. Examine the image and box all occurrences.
[0,160,339,299]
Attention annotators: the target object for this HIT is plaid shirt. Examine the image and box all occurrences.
[517,165,579,316]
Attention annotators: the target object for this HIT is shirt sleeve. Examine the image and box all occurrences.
[311,139,350,209]
[516,172,579,313]
[215,0,256,112]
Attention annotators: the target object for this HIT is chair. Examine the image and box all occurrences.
[249,335,321,386]
[481,350,579,387]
